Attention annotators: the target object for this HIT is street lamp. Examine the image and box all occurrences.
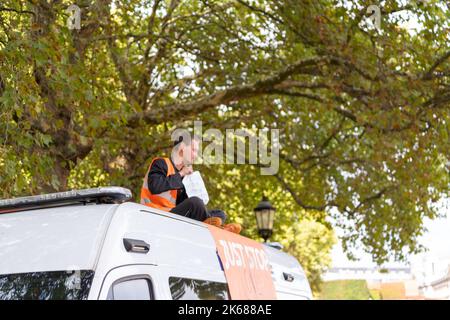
[254,196,276,242]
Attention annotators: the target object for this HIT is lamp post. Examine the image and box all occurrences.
[254,196,276,242]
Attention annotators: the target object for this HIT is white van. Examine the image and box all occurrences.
[0,187,312,300]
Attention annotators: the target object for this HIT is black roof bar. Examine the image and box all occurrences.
[0,187,132,214]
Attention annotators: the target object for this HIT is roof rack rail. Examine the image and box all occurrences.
[264,242,284,250]
[0,187,132,214]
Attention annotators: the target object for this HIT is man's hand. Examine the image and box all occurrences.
[179,164,193,177]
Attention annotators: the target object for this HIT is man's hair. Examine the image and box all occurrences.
[172,132,201,148]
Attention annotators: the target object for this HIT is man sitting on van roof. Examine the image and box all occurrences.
[140,133,241,234]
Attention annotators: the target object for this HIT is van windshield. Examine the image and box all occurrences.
[0,270,94,300]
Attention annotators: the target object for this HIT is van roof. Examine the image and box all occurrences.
[0,201,227,275]
[0,203,118,275]
[0,195,311,297]
[0,187,131,214]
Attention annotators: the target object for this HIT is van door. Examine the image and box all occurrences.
[96,265,167,300]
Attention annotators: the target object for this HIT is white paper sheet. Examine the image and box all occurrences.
[182,171,209,205]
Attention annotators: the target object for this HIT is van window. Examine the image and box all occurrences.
[169,277,229,300]
[107,278,153,300]
[0,270,94,300]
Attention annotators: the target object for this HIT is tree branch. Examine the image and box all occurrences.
[423,50,450,80]
[0,7,35,16]
[126,56,328,127]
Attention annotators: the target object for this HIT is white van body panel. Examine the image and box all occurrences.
[0,204,117,275]
[0,201,312,300]
[89,202,227,299]
[264,246,312,299]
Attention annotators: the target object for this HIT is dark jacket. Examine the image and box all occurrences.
[147,158,188,205]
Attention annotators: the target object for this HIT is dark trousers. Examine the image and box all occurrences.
[170,196,209,221]
[170,197,227,222]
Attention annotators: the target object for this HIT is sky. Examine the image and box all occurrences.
[330,199,450,269]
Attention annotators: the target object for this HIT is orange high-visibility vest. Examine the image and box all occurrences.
[140,157,178,211]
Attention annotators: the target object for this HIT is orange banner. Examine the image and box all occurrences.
[207,225,277,300]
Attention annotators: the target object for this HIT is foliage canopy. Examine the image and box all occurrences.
[0,0,449,280]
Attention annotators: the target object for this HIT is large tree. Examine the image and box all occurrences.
[0,0,449,272]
